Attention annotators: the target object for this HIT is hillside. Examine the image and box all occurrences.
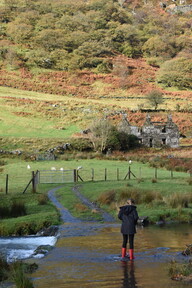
[0,0,191,85]
[0,0,192,151]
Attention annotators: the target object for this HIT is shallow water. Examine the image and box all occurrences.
[32,223,192,288]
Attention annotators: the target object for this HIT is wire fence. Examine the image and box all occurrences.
[0,166,189,195]
[0,173,33,195]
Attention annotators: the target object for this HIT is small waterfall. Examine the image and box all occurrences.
[0,235,58,262]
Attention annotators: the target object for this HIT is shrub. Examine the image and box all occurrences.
[137,178,144,184]
[125,183,132,187]
[141,191,162,204]
[97,190,116,205]
[146,57,163,67]
[38,194,49,205]
[117,187,141,204]
[167,193,192,208]
[0,206,10,219]
[186,177,192,185]
[0,160,6,166]
[157,57,192,89]
[70,138,93,152]
[10,200,27,218]
[74,203,88,212]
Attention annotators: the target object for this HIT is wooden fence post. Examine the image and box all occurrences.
[73,169,77,182]
[105,168,107,181]
[117,168,119,181]
[36,170,39,185]
[91,168,94,181]
[155,168,157,179]
[6,174,8,195]
[171,170,173,179]
[128,166,131,180]
[32,171,36,193]
[33,170,39,193]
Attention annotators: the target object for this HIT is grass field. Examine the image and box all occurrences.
[0,158,189,194]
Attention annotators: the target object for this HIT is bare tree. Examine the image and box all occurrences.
[88,118,113,152]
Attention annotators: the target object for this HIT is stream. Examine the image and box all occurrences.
[1,187,192,287]
[31,222,192,288]
[33,187,192,288]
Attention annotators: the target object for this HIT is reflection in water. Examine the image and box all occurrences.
[121,261,137,288]
[32,223,192,288]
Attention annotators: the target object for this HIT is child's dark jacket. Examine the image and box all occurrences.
[118,205,139,234]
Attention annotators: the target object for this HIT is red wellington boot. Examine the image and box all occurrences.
[129,249,134,260]
[121,248,126,258]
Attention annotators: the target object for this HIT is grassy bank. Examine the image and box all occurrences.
[0,256,37,288]
[0,185,60,236]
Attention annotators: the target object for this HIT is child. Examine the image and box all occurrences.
[118,199,139,260]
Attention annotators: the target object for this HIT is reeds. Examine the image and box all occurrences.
[37,194,49,205]
[167,193,192,208]
[169,260,192,278]
[97,187,162,207]
[0,200,26,219]
[0,256,36,288]
[11,262,34,288]
[97,190,116,205]
[0,256,9,281]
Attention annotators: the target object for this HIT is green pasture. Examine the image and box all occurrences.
[0,86,191,140]
[0,158,189,194]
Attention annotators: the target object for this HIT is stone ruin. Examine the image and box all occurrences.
[118,114,180,148]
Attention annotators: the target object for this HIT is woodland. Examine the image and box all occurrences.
[0,0,191,88]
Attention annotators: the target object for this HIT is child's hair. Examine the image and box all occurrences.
[127,198,135,205]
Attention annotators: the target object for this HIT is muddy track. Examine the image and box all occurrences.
[48,185,115,223]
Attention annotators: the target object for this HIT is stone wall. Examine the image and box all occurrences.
[118,114,180,148]
[168,4,192,13]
